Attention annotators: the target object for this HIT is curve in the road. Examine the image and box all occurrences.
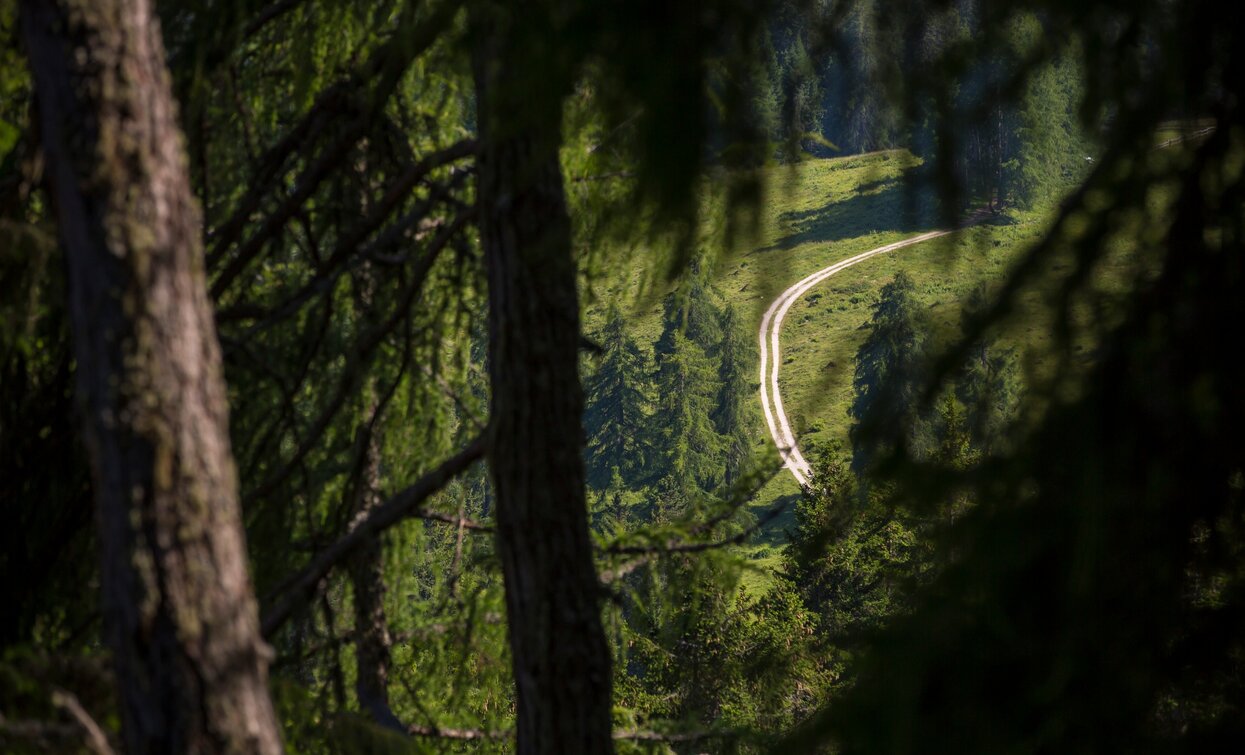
[758,229,955,487]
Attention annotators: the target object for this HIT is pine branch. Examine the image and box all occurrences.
[260,432,487,638]
[207,1,466,298]
[241,214,470,506]
[599,501,788,562]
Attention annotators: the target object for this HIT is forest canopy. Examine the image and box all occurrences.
[1,0,1242,753]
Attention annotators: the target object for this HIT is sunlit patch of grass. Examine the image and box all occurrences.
[584,148,1161,594]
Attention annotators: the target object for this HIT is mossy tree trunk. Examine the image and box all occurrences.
[471,6,614,753]
[20,1,284,752]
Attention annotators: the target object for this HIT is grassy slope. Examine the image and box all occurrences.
[585,148,1147,592]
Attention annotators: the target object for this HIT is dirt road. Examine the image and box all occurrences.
[757,230,955,486]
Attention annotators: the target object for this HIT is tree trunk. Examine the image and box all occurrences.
[472,11,614,754]
[346,402,403,731]
[20,1,284,752]
[337,137,405,732]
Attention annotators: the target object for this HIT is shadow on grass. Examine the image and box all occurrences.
[979,211,1021,226]
[754,491,802,547]
[759,175,945,252]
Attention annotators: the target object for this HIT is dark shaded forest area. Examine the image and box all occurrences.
[1,0,1242,753]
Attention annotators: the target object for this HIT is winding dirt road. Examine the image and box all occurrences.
[758,230,955,486]
[758,129,1209,488]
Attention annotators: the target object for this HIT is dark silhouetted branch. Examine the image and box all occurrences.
[208,1,465,298]
[242,213,470,505]
[261,432,487,638]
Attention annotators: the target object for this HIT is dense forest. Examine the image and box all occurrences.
[1,0,1242,753]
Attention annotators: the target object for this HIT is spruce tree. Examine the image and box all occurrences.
[780,36,824,148]
[789,451,857,577]
[590,468,633,535]
[934,391,974,469]
[712,305,754,486]
[957,285,1022,455]
[788,451,924,648]
[584,307,653,490]
[652,331,725,494]
[654,265,723,359]
[849,272,929,477]
[1005,13,1088,207]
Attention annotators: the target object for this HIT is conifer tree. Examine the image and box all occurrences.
[712,305,754,486]
[780,36,824,148]
[849,272,930,476]
[584,306,653,490]
[955,343,1021,455]
[903,10,1086,211]
[1004,14,1088,207]
[654,266,723,359]
[21,1,283,748]
[956,285,1022,455]
[652,331,725,493]
[789,451,857,577]
[934,392,974,469]
[590,468,632,535]
[789,451,924,647]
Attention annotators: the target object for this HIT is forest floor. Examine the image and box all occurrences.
[587,148,1151,594]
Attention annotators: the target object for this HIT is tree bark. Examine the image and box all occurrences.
[472,10,614,754]
[348,481,399,729]
[20,1,284,752]
[346,400,403,730]
[344,150,403,732]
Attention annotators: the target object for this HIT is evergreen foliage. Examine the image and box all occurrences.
[654,266,723,359]
[1006,16,1090,207]
[584,306,654,491]
[2,0,1241,751]
[651,330,726,495]
[950,284,1023,455]
[790,452,920,632]
[898,10,1089,212]
[955,341,1021,455]
[848,271,930,476]
[712,305,755,486]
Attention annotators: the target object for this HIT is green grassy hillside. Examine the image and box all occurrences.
[585,148,1150,591]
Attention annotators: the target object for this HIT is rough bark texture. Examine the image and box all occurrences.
[346,403,402,730]
[348,498,396,727]
[343,147,400,731]
[20,1,284,752]
[472,12,615,755]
